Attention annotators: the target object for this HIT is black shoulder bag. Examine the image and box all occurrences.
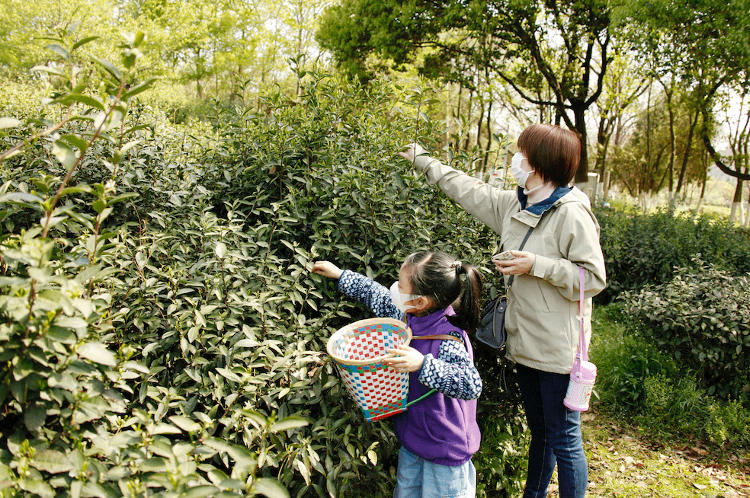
[475,224,536,351]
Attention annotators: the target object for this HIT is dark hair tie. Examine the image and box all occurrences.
[453,261,463,274]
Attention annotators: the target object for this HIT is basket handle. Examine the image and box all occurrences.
[404,389,436,408]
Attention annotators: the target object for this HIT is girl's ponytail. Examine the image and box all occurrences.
[451,263,482,333]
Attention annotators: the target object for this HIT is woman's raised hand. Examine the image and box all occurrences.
[398,143,427,162]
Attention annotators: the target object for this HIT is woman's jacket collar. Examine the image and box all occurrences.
[512,185,576,227]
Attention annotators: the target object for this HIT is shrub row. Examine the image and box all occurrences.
[0,34,526,498]
[621,260,750,401]
[595,207,750,304]
[591,305,750,449]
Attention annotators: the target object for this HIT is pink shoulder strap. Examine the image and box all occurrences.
[578,267,588,362]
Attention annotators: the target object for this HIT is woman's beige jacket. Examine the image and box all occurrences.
[413,155,607,374]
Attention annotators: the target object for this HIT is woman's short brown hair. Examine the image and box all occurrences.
[517,124,581,187]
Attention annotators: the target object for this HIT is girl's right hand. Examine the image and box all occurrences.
[312,261,344,279]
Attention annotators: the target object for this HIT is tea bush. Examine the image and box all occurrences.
[622,260,750,401]
[204,71,527,497]
[0,30,527,498]
[595,207,750,304]
[590,305,750,449]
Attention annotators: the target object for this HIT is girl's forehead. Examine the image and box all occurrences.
[398,265,414,286]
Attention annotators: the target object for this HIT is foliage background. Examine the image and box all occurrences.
[0,34,530,497]
[1,8,750,498]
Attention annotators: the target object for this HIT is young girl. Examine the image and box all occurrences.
[312,251,483,498]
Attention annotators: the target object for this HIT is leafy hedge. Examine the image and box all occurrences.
[622,260,750,401]
[595,207,750,304]
[0,32,526,498]
[206,71,527,497]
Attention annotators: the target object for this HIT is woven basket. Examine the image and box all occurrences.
[326,318,412,422]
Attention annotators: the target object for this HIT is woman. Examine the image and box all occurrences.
[399,123,606,498]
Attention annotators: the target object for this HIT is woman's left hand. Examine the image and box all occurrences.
[384,345,424,373]
[494,250,536,276]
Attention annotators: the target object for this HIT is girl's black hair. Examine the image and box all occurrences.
[403,251,483,333]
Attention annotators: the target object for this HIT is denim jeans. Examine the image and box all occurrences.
[394,446,476,498]
[516,364,588,498]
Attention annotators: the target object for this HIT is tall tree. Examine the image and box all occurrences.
[0,0,118,72]
[592,48,648,183]
[620,0,750,181]
[317,0,613,183]
[719,87,750,224]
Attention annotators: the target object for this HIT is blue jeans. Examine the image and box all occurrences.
[394,446,476,498]
[516,364,588,498]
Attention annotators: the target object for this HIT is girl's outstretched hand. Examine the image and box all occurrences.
[312,261,343,279]
[384,344,425,373]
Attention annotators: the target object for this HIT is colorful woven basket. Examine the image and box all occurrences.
[326,318,412,422]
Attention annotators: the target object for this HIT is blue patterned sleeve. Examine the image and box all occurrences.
[417,333,483,400]
[336,270,402,320]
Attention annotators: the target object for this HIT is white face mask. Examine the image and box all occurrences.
[389,281,423,314]
[510,152,534,189]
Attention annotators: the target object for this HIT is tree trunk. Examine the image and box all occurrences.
[573,107,589,184]
[445,83,452,146]
[462,90,474,152]
[676,107,700,194]
[475,94,485,175]
[484,93,493,173]
[729,180,743,225]
[694,152,709,218]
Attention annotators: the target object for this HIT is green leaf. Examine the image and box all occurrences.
[0,192,44,204]
[78,342,117,367]
[45,43,70,60]
[151,423,182,435]
[72,36,99,51]
[91,56,122,80]
[138,457,167,472]
[124,77,158,99]
[30,450,73,474]
[235,339,259,348]
[216,242,227,258]
[52,140,77,169]
[107,192,139,204]
[270,416,309,433]
[123,360,149,373]
[57,94,106,111]
[31,65,65,77]
[20,479,54,498]
[182,486,220,498]
[59,134,90,155]
[0,117,22,130]
[169,415,201,433]
[24,403,47,431]
[251,478,290,498]
[216,367,241,383]
[60,185,93,196]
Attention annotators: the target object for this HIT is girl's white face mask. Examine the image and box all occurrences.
[510,152,534,189]
[389,281,423,314]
